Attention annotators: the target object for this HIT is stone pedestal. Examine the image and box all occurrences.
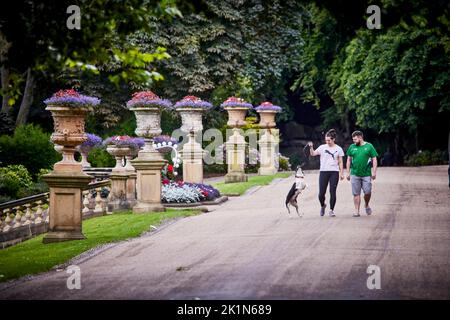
[42,172,91,243]
[108,172,128,212]
[125,155,137,208]
[181,131,204,183]
[258,129,279,176]
[131,141,167,213]
[225,129,248,183]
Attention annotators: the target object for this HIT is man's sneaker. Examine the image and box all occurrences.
[320,205,326,216]
[353,213,361,217]
[365,207,372,215]
[329,210,336,217]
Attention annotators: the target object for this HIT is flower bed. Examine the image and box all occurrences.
[44,89,100,107]
[162,180,221,203]
[126,91,172,109]
[174,95,213,109]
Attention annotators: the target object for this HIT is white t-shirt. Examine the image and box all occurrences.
[316,144,344,172]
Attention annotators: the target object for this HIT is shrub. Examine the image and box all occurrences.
[0,124,61,178]
[0,164,33,199]
[404,150,448,166]
[278,154,291,171]
[87,147,115,167]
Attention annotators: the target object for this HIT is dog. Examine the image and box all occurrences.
[285,164,308,217]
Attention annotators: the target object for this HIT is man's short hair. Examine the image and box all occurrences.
[352,130,364,138]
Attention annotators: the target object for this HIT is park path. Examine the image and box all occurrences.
[0,166,449,299]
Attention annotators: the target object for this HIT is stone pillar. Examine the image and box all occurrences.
[258,129,279,175]
[131,143,167,213]
[42,105,92,243]
[124,155,137,208]
[106,145,130,212]
[128,105,167,214]
[181,131,204,183]
[225,129,248,183]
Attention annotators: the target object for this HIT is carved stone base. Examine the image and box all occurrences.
[42,171,91,244]
[131,144,167,214]
[108,172,129,212]
[258,166,278,176]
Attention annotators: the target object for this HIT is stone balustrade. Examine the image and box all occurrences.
[0,180,111,249]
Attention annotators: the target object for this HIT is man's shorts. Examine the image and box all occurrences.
[350,175,372,196]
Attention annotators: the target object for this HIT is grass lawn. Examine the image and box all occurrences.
[0,209,200,283]
[212,172,292,196]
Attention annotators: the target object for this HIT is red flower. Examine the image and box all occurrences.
[162,178,170,185]
[261,101,273,106]
[54,89,80,98]
[225,96,244,103]
[131,91,159,101]
[182,95,201,102]
[167,164,174,172]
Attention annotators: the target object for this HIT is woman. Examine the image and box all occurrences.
[308,129,344,217]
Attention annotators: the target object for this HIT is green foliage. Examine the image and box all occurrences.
[0,164,33,199]
[0,124,60,178]
[87,147,115,168]
[404,150,448,166]
[279,155,291,171]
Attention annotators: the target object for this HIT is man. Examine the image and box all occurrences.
[346,131,378,217]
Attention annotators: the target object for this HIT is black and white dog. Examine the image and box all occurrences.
[285,164,308,217]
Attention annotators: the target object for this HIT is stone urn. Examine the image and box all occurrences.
[255,101,281,129]
[174,96,213,134]
[221,97,253,128]
[177,107,204,133]
[224,107,249,127]
[46,105,90,172]
[106,145,131,172]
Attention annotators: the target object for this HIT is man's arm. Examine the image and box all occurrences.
[371,157,378,180]
[346,156,352,180]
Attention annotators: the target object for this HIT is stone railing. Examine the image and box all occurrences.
[0,180,111,249]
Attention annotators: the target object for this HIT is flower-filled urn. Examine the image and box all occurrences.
[255,101,281,128]
[174,95,213,133]
[127,91,172,139]
[220,96,253,128]
[44,89,100,172]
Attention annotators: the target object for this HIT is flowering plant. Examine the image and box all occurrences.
[44,89,100,107]
[126,90,172,109]
[103,136,143,153]
[153,135,178,147]
[174,95,213,110]
[79,133,102,153]
[220,96,253,109]
[254,101,282,112]
[161,181,221,203]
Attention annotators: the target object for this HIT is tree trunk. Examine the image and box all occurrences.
[0,65,11,113]
[15,68,35,126]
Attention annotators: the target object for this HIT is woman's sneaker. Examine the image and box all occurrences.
[353,212,361,217]
[320,205,326,216]
[365,207,372,215]
[329,210,336,217]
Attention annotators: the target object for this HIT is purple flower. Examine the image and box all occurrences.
[44,89,100,107]
[254,101,282,112]
[174,95,213,110]
[220,96,253,109]
[153,135,178,145]
[126,91,172,109]
[79,133,102,153]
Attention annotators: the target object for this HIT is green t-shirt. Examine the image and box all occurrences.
[346,142,378,177]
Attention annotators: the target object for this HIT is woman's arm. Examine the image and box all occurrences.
[308,142,320,156]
